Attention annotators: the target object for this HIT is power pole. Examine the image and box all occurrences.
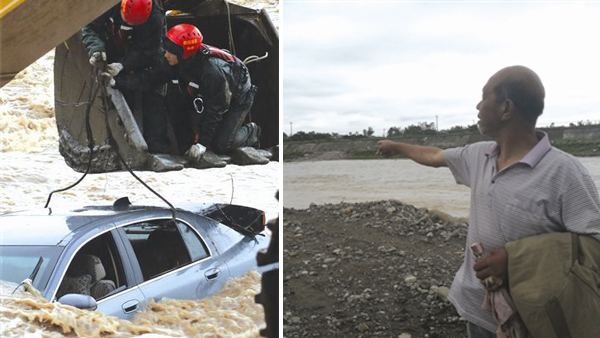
[290,122,293,136]
[383,128,385,137]
[436,115,439,131]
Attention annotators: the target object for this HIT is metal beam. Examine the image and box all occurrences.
[0,0,119,87]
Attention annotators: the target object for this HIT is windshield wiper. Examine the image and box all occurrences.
[28,256,44,282]
[11,256,44,295]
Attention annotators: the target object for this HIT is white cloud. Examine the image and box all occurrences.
[283,1,600,134]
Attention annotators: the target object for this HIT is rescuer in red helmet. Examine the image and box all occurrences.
[163,24,267,167]
[81,0,172,154]
[83,0,163,74]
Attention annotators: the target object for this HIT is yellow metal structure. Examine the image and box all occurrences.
[0,0,27,18]
[0,0,120,86]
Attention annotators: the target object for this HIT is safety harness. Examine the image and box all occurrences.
[172,44,244,99]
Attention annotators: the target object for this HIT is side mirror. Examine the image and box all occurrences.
[57,293,98,310]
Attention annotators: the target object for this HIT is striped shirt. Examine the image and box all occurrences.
[443,131,600,332]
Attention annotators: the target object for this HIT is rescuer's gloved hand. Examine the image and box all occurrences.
[107,63,124,77]
[89,51,107,67]
[185,143,207,162]
[98,72,115,87]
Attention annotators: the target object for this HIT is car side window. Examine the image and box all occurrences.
[56,232,126,301]
[176,221,210,261]
[123,219,209,281]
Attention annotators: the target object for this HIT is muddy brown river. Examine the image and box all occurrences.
[283,157,600,219]
[0,1,279,337]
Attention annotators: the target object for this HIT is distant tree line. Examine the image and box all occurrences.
[284,120,600,142]
[283,127,375,141]
[544,120,600,129]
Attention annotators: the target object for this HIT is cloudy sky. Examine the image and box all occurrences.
[282,0,600,136]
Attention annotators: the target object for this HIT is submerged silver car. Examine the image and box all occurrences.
[0,197,270,319]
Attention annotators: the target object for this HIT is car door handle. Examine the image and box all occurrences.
[204,268,221,281]
[122,299,140,314]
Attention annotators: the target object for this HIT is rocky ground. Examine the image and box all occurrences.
[283,200,472,338]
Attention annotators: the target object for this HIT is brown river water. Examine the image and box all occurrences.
[0,1,279,337]
[283,158,600,219]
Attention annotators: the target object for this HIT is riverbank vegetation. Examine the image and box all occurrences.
[283,121,600,161]
[284,120,600,142]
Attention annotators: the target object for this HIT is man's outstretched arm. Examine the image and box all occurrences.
[376,140,447,167]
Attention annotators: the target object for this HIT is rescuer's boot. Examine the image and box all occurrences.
[230,147,269,165]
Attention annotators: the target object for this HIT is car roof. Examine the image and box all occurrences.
[0,212,105,246]
[0,200,216,246]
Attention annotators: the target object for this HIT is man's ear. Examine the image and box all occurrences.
[500,99,515,121]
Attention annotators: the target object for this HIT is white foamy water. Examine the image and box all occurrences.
[0,1,279,337]
[0,149,279,219]
[283,157,600,218]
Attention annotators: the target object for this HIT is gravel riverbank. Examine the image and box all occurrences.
[283,200,472,338]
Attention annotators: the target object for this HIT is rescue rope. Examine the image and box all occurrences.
[97,79,178,223]
[243,52,269,65]
[46,64,178,223]
[229,173,234,205]
[224,0,236,56]
[222,0,268,67]
[44,68,99,209]
[210,174,264,237]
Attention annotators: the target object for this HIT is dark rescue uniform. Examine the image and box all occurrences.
[81,1,165,71]
[81,0,171,154]
[169,46,258,154]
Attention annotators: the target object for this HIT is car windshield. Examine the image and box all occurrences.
[0,245,62,296]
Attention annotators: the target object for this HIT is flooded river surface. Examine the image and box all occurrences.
[0,0,279,337]
[283,157,600,219]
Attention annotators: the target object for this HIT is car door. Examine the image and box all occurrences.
[54,229,147,320]
[95,229,147,320]
[119,218,230,303]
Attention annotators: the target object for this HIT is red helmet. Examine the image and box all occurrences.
[166,24,203,59]
[121,0,152,26]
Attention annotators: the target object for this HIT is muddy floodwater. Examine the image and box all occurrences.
[0,1,279,337]
[283,158,600,218]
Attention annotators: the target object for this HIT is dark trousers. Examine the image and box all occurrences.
[167,85,257,154]
[212,85,257,153]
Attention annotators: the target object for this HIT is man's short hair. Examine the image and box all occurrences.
[493,75,545,124]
